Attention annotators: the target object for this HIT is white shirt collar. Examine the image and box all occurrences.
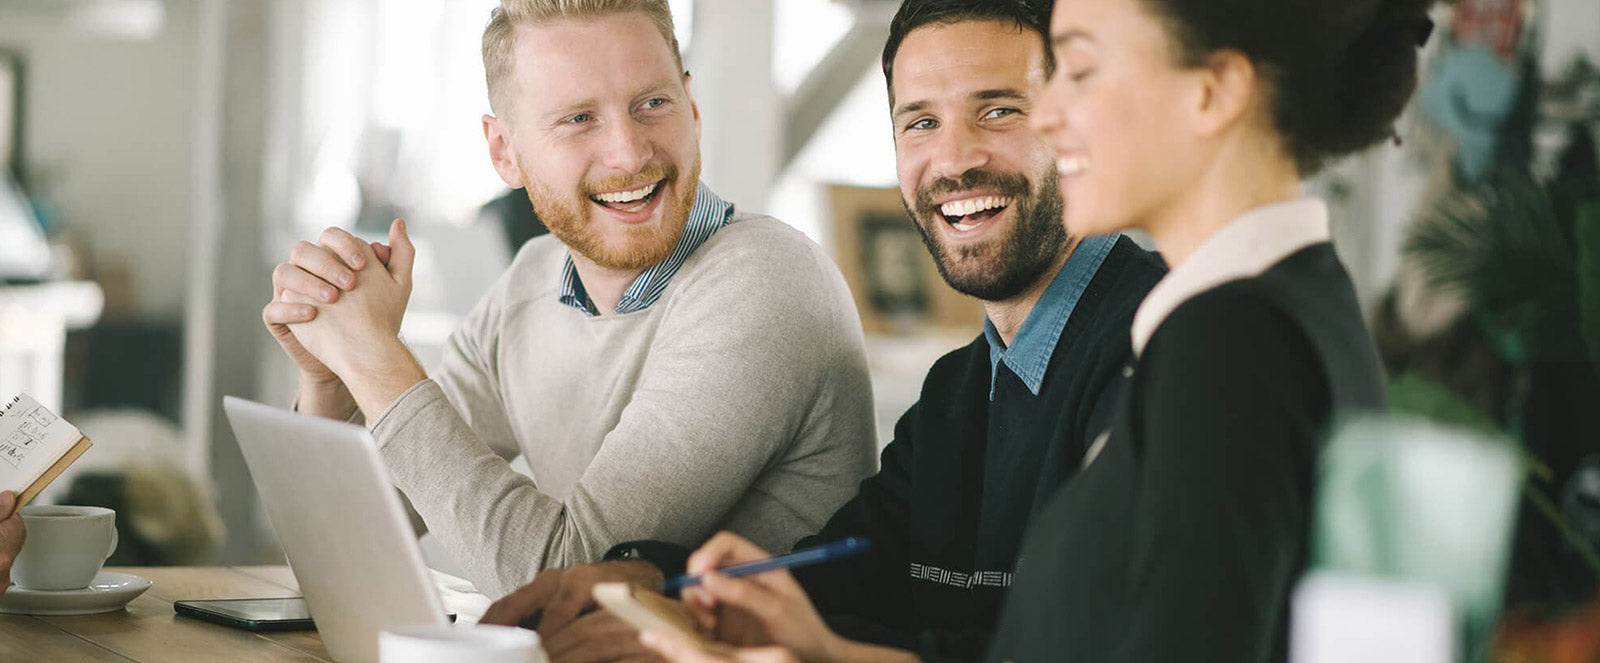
[1130,197,1331,355]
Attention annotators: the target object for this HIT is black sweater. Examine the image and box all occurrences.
[710,237,1161,662]
[608,237,1162,662]
[789,237,1162,661]
[985,243,1386,663]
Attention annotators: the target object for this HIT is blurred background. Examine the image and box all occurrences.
[0,0,1596,658]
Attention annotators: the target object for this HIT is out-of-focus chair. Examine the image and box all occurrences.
[44,409,226,566]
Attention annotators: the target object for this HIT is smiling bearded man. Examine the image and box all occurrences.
[259,0,877,611]
[478,2,1169,662]
[907,148,1067,301]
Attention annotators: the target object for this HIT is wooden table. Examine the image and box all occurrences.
[0,566,336,662]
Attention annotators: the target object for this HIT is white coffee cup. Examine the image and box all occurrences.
[380,623,546,663]
[12,505,119,591]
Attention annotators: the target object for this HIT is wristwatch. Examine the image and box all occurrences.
[601,540,692,596]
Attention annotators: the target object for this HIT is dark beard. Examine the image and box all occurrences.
[905,166,1068,301]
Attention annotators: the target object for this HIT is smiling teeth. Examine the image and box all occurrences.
[1057,156,1089,176]
[594,182,659,203]
[939,196,1012,218]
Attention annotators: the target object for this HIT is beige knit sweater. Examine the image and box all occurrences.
[369,211,878,597]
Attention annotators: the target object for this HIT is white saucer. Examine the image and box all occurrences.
[0,571,152,615]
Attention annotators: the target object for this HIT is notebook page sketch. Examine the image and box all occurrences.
[0,394,81,484]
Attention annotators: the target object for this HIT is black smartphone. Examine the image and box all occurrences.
[173,597,317,632]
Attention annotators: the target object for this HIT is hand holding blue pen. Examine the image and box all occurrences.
[662,537,871,593]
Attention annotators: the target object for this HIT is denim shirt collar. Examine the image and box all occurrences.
[983,233,1119,398]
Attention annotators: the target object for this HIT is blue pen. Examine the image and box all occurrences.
[662,537,871,593]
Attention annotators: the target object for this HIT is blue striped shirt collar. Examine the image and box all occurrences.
[983,233,1119,398]
[559,182,733,316]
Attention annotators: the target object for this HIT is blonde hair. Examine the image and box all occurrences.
[483,0,683,117]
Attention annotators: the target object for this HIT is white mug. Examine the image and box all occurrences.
[380,623,546,663]
[12,505,119,591]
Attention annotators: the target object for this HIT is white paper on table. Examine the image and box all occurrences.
[430,568,491,625]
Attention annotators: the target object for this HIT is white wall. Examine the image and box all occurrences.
[687,0,779,214]
[0,0,199,321]
[1541,0,1600,76]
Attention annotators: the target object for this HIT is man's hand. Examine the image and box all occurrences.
[263,224,397,417]
[482,561,666,635]
[0,491,26,595]
[281,221,413,372]
[276,220,424,418]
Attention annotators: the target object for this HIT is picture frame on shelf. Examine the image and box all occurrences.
[827,184,983,334]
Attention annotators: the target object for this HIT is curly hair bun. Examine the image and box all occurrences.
[1300,0,1436,167]
[1151,0,1436,174]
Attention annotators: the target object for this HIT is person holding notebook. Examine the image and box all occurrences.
[636,0,1426,660]
[0,491,21,596]
[479,2,1165,662]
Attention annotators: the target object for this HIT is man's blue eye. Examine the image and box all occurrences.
[571,113,591,124]
[645,98,665,109]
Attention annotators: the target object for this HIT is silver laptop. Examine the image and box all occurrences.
[223,396,450,663]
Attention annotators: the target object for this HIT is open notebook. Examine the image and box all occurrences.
[1,394,91,507]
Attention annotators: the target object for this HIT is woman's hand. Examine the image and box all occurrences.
[678,532,850,662]
[640,629,800,663]
[652,532,921,663]
[638,628,922,663]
